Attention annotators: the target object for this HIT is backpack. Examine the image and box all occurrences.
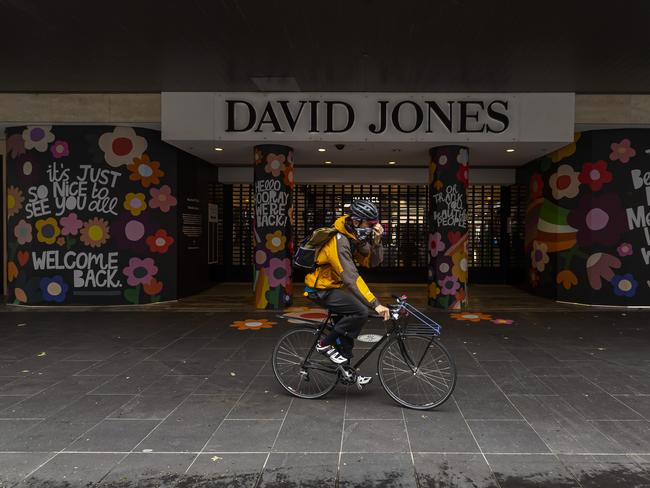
[293,227,338,270]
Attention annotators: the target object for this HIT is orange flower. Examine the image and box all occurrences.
[230,318,276,331]
[429,283,441,299]
[143,278,163,296]
[455,288,466,302]
[127,154,164,188]
[449,312,492,322]
[434,180,444,191]
[7,262,18,282]
[556,270,578,290]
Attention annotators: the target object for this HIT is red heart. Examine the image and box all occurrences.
[448,231,461,245]
[17,250,29,267]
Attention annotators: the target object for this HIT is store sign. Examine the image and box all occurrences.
[162,92,575,143]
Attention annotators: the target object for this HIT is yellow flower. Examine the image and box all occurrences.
[434,180,444,191]
[265,230,286,252]
[452,251,469,283]
[7,262,18,282]
[230,318,276,331]
[550,132,581,163]
[124,192,147,216]
[35,217,61,245]
[80,217,110,248]
[556,270,578,290]
[7,186,25,218]
[429,283,441,299]
[450,312,492,322]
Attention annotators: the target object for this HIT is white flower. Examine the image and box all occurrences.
[531,241,550,272]
[457,148,469,166]
[98,127,148,167]
[22,126,55,152]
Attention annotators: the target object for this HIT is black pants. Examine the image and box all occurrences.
[309,288,369,358]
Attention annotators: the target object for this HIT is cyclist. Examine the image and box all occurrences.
[304,200,390,387]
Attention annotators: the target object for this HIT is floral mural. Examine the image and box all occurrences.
[5,125,178,305]
[520,129,650,306]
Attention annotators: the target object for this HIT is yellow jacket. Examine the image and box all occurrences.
[304,215,384,308]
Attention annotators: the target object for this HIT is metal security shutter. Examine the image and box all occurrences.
[232,184,254,267]
[466,185,504,282]
[207,183,225,265]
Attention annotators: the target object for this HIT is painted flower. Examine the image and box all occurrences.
[7,262,18,282]
[146,229,174,253]
[35,217,61,245]
[556,270,578,290]
[265,153,286,177]
[617,242,633,257]
[13,287,28,304]
[7,133,26,158]
[267,257,292,287]
[586,252,621,290]
[491,318,514,325]
[529,268,540,287]
[98,127,148,167]
[57,237,65,246]
[609,138,636,163]
[530,241,550,272]
[437,256,453,276]
[611,273,638,297]
[230,318,276,331]
[549,164,580,200]
[288,206,295,226]
[283,164,295,188]
[456,165,469,187]
[124,192,148,216]
[438,275,461,296]
[123,257,158,286]
[429,282,441,299]
[7,186,24,218]
[50,140,69,159]
[567,193,627,247]
[578,160,612,191]
[149,185,177,213]
[452,251,469,283]
[254,148,263,165]
[39,276,69,303]
[530,173,544,200]
[127,154,164,188]
[438,154,448,166]
[255,246,271,268]
[143,278,164,296]
[550,133,581,163]
[60,213,83,236]
[80,217,110,248]
[433,180,443,191]
[22,126,55,152]
[428,232,446,258]
[457,148,469,166]
[265,230,286,252]
[14,219,32,245]
[284,308,329,324]
[450,312,492,322]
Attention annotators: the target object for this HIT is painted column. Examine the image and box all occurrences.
[253,144,295,309]
[428,146,469,310]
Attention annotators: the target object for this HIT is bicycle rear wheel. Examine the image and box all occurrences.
[272,326,339,399]
[378,335,456,410]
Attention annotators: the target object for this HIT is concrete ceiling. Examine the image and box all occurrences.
[2,0,650,93]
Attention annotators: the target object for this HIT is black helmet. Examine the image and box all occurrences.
[349,200,379,222]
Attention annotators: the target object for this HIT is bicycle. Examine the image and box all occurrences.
[272,294,457,410]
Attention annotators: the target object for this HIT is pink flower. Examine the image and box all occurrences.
[586,252,621,290]
[50,140,70,159]
[149,185,177,213]
[428,232,446,258]
[60,213,83,236]
[609,139,636,163]
[438,275,461,296]
[491,318,514,325]
[267,257,292,287]
[617,242,633,257]
[122,257,158,286]
[265,153,286,177]
[6,134,26,158]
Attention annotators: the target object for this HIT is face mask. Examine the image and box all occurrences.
[355,227,373,240]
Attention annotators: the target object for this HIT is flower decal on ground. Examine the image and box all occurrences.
[609,139,636,163]
[530,241,550,272]
[50,140,70,159]
[230,318,276,331]
[428,232,445,258]
[265,153,286,177]
[567,193,627,247]
[7,186,24,218]
[124,192,147,216]
[149,185,177,213]
[452,251,468,283]
[267,257,292,287]
[617,242,633,257]
[549,164,580,200]
[39,276,69,303]
[491,318,514,325]
[146,229,174,253]
[35,217,61,245]
[127,154,164,188]
[123,257,158,286]
[22,126,55,152]
[611,274,638,297]
[80,218,110,248]
[143,278,164,296]
[265,231,286,252]
[456,165,469,187]
[438,275,461,296]
[578,160,612,191]
[556,270,578,290]
[14,219,32,245]
[60,213,83,236]
[530,173,544,200]
[586,252,621,290]
[450,312,492,322]
[98,127,148,167]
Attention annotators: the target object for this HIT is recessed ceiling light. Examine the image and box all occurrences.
[324,161,332,164]
[214,147,223,151]
[506,148,515,153]
[388,161,396,165]
[318,148,326,152]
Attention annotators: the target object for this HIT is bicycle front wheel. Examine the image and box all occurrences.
[378,335,456,410]
[272,326,339,399]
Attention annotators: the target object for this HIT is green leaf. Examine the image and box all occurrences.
[124,286,140,304]
[150,295,161,303]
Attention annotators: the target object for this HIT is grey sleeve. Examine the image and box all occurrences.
[370,242,384,267]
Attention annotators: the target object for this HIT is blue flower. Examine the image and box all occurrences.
[611,273,638,298]
[39,275,69,303]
